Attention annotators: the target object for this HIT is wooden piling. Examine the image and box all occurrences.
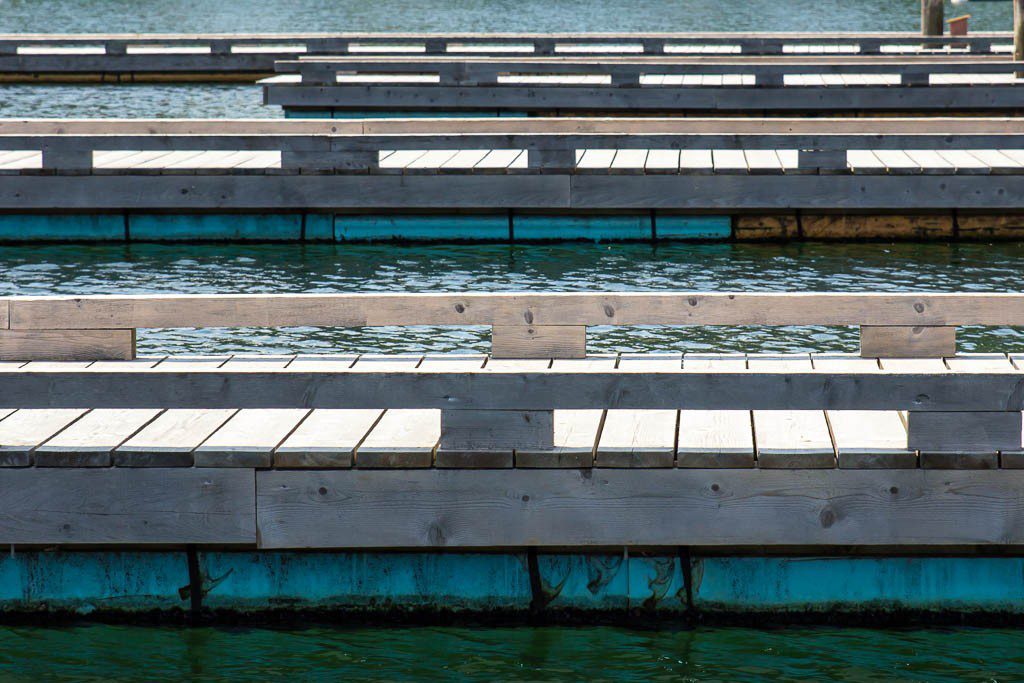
[922,0,944,37]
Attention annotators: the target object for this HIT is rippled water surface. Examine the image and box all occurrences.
[2,241,1023,356]
[0,0,1011,34]
[0,623,1021,681]
[0,0,1013,118]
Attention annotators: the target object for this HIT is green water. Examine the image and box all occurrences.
[0,0,1013,119]
[3,241,1023,355]
[0,624,1019,681]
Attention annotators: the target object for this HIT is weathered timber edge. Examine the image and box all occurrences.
[3,176,1024,211]
[9,292,1024,328]
[3,468,1024,549]
[3,370,1024,411]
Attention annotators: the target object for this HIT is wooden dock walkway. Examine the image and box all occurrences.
[3,118,1024,241]
[0,31,1012,82]
[266,54,1024,116]
[0,291,1023,550]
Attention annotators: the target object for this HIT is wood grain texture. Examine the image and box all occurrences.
[7,366,1024,412]
[34,408,160,467]
[0,467,255,545]
[0,329,135,361]
[194,409,309,468]
[491,325,586,359]
[274,409,381,468]
[14,293,1024,329]
[596,353,680,468]
[0,409,86,467]
[908,411,1020,469]
[749,355,835,469]
[860,326,956,358]
[255,468,1024,548]
[115,408,236,467]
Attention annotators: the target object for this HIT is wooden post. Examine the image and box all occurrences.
[859,326,955,358]
[921,0,944,36]
[1015,0,1024,78]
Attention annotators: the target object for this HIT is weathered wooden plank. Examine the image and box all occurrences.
[749,355,835,468]
[516,358,610,468]
[596,354,680,468]
[439,409,549,468]
[9,362,1024,412]
[34,408,161,467]
[194,409,309,468]
[812,354,915,469]
[115,408,236,467]
[274,409,382,468]
[676,353,753,468]
[0,409,86,467]
[860,326,956,358]
[491,325,585,359]
[15,292,1024,330]
[0,468,255,545]
[908,412,1019,469]
[357,409,439,468]
[0,329,135,361]
[354,354,433,468]
[256,468,1024,548]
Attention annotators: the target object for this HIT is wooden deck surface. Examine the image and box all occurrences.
[2,352,1020,470]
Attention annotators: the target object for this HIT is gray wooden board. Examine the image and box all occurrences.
[274,409,382,468]
[255,468,1024,548]
[0,467,255,545]
[18,292,1024,329]
[34,408,161,467]
[194,408,310,468]
[516,357,613,468]
[114,408,237,467]
[0,409,87,467]
[9,175,1024,211]
[266,84,1024,113]
[596,354,680,468]
[353,355,434,468]
[7,369,1024,412]
[812,354,915,468]
[749,355,835,469]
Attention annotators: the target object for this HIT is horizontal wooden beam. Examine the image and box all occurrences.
[7,292,1024,329]
[255,469,1024,548]
[5,117,1024,136]
[2,176,1023,212]
[2,368,1023,411]
[0,468,256,545]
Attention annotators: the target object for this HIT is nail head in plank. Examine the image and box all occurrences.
[115,408,237,467]
[35,408,161,467]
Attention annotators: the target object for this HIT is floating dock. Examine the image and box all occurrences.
[0,31,1012,82]
[2,118,1024,242]
[265,55,1024,117]
[1,291,1024,618]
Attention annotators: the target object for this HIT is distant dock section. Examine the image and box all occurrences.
[1,117,1024,242]
[0,31,1014,82]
